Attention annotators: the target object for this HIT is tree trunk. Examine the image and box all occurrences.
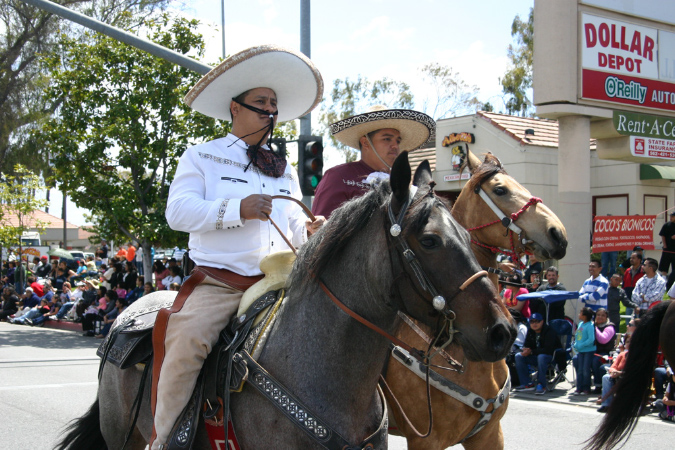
[141,240,153,288]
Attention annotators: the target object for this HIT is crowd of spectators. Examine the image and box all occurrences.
[0,243,185,339]
[500,252,671,421]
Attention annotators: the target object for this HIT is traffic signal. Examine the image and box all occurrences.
[298,135,323,196]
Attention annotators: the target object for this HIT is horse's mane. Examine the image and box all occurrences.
[465,153,506,192]
[290,180,446,290]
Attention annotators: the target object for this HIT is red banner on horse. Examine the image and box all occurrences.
[592,215,656,252]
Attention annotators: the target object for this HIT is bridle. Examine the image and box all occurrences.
[466,180,542,269]
[266,192,486,355]
[266,190,489,439]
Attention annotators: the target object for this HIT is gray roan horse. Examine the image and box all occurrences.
[57,152,515,449]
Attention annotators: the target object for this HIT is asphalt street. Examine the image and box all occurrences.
[0,322,671,449]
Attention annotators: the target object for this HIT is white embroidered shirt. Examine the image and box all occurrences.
[165,134,306,276]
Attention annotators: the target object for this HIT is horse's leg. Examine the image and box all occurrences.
[99,363,154,449]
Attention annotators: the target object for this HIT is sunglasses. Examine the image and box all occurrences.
[530,319,542,323]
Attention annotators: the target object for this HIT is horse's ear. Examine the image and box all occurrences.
[413,160,432,187]
[464,145,482,173]
[390,151,411,206]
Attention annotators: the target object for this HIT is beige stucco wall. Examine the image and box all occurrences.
[435,114,675,269]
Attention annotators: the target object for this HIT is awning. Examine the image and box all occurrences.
[640,164,675,181]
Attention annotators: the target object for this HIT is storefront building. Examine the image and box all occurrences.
[426,111,675,286]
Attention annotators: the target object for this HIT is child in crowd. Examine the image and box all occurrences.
[573,307,597,395]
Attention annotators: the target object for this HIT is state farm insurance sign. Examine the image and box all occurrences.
[581,14,675,113]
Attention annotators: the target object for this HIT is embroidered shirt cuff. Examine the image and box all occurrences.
[215,198,244,230]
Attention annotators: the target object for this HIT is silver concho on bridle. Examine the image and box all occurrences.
[387,186,447,311]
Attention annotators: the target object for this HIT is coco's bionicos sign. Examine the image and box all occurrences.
[581,14,675,113]
[592,215,656,252]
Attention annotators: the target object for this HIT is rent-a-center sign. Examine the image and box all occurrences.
[582,14,675,113]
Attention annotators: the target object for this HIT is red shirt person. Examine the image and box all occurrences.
[312,105,435,218]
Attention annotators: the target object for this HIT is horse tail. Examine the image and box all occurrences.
[585,301,670,450]
[55,398,107,450]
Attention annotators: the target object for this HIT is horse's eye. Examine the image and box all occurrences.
[494,186,507,196]
[419,236,439,249]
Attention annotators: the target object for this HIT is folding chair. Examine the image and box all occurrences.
[546,318,575,391]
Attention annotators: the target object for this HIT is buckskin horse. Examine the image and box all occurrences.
[586,300,675,450]
[384,151,568,449]
[56,152,515,450]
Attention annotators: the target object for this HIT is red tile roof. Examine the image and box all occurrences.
[0,206,77,229]
[409,146,436,173]
[476,111,596,149]
[414,111,598,170]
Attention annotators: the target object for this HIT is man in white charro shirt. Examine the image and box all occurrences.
[150,46,325,449]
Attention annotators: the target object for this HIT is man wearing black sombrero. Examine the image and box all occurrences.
[312,105,435,217]
[149,45,325,449]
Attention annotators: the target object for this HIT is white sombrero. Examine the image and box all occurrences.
[184,45,323,122]
[330,105,435,151]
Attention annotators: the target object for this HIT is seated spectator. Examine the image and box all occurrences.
[83,289,117,337]
[506,308,529,387]
[85,257,97,277]
[631,258,666,318]
[503,272,530,318]
[2,261,16,287]
[153,261,169,290]
[0,286,19,321]
[13,297,50,325]
[143,282,154,296]
[597,336,630,413]
[533,266,568,321]
[572,307,597,395]
[100,264,113,290]
[95,296,128,338]
[109,263,124,292]
[607,273,636,330]
[592,308,616,393]
[11,287,40,320]
[125,276,145,303]
[54,261,76,291]
[617,318,639,353]
[514,312,562,395]
[41,281,54,303]
[55,282,75,321]
[32,284,62,326]
[654,367,675,422]
[655,362,671,402]
[161,265,182,290]
[27,276,44,298]
[121,261,138,292]
[75,260,87,277]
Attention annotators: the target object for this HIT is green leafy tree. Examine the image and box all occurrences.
[38,14,227,277]
[320,76,414,162]
[500,7,534,116]
[418,63,481,120]
[0,0,170,176]
[0,164,49,263]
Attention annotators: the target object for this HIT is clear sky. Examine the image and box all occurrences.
[50,0,534,226]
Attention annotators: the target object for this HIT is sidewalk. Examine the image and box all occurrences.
[510,375,665,419]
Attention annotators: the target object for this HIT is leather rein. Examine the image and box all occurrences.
[267,190,488,440]
[266,193,486,358]
[465,183,542,269]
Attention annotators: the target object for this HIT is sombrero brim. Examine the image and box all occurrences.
[330,109,435,151]
[184,45,323,123]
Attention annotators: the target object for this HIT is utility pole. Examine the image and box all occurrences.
[300,0,312,208]
[221,0,226,59]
